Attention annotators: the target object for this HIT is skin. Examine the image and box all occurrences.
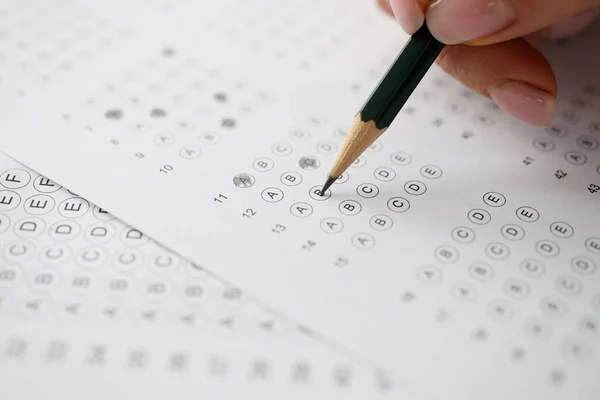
[377,0,600,126]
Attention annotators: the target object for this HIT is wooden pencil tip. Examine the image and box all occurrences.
[319,176,336,196]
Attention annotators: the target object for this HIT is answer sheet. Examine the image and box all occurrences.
[0,0,599,399]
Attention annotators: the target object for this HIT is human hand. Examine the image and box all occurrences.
[377,0,600,125]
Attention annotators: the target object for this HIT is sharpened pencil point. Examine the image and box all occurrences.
[320,176,336,196]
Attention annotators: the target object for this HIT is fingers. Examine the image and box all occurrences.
[389,0,425,34]
[376,0,394,14]
[426,0,600,45]
[375,0,560,125]
[436,38,557,125]
[384,0,600,45]
[543,8,600,40]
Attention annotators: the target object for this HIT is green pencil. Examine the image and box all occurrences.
[320,23,444,195]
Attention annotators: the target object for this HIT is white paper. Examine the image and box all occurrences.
[0,0,599,398]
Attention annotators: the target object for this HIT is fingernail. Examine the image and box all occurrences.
[426,0,516,44]
[488,81,556,126]
[390,0,425,35]
[546,9,600,39]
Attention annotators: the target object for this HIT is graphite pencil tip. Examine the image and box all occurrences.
[319,176,336,196]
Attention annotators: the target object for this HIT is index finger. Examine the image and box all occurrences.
[389,0,600,45]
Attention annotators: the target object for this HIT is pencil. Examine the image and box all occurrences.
[319,22,444,195]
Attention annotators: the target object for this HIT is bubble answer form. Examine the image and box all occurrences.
[0,0,599,399]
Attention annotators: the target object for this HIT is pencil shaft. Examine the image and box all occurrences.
[360,23,444,130]
[321,23,444,193]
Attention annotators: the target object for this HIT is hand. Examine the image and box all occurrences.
[377,0,600,125]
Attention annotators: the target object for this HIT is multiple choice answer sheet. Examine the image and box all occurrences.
[0,0,599,399]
